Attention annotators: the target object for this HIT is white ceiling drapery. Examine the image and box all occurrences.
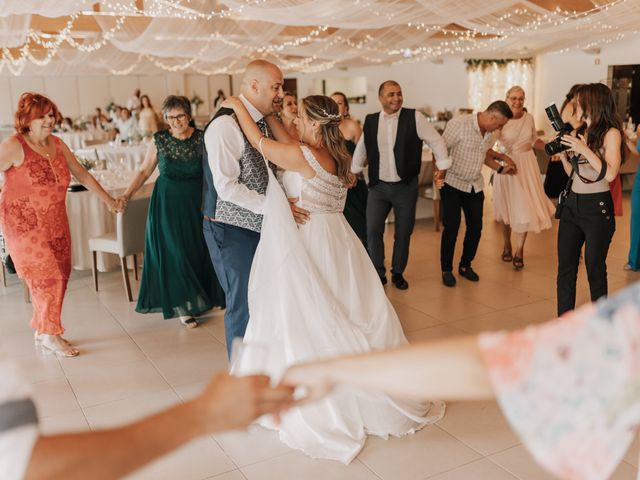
[1,0,639,76]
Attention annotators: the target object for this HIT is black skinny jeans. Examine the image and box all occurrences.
[557,190,615,316]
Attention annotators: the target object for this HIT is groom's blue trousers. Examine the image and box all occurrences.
[203,219,260,356]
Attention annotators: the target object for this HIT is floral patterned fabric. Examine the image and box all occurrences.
[0,134,71,334]
[478,283,640,480]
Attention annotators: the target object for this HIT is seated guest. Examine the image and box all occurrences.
[1,362,293,479]
[114,108,138,141]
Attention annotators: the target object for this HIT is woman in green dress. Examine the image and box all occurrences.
[118,95,225,328]
[331,92,367,247]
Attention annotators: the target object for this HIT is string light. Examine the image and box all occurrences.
[0,0,634,75]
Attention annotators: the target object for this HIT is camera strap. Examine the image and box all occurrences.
[569,154,607,184]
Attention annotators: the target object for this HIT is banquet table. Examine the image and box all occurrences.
[66,169,156,272]
[74,142,149,171]
[57,130,109,150]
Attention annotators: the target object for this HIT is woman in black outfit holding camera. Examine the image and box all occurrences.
[556,83,625,316]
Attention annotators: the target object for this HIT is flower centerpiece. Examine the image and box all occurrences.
[190,94,203,116]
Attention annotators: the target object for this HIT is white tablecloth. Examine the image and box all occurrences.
[58,131,108,150]
[66,170,156,272]
[75,143,149,171]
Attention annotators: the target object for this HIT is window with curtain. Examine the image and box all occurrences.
[466,58,534,112]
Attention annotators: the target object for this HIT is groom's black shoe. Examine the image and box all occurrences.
[379,275,387,285]
[442,271,456,287]
[391,273,409,290]
[458,265,480,282]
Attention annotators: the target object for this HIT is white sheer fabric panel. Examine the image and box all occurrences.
[0,15,30,48]
[467,61,534,112]
[1,0,640,75]
[0,0,88,17]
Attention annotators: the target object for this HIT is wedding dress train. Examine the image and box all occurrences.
[233,145,445,463]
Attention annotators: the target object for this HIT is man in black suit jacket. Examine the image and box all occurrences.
[352,81,451,289]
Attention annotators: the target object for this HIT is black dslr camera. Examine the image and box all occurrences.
[544,104,573,156]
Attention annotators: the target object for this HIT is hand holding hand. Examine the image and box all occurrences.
[347,173,358,189]
[281,363,334,405]
[106,197,118,213]
[114,195,129,212]
[503,156,517,175]
[288,197,310,225]
[434,170,446,189]
[195,373,295,432]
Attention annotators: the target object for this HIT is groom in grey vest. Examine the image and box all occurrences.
[202,60,284,355]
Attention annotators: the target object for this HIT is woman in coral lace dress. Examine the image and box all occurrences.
[0,93,118,357]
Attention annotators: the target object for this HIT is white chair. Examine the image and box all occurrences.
[89,195,150,301]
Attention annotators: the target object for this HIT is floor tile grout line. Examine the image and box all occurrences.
[354,457,384,480]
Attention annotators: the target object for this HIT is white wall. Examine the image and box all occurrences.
[283,58,468,122]
[533,33,640,133]
[3,34,638,132]
[0,73,233,126]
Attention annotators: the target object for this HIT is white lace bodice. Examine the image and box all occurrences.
[282,145,347,214]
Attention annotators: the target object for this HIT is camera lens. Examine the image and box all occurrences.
[544,137,569,156]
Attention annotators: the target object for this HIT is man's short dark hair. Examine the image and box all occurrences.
[485,100,513,119]
[378,80,400,96]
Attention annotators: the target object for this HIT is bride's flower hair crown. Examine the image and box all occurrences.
[317,107,341,122]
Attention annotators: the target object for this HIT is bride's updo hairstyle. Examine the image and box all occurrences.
[301,95,353,186]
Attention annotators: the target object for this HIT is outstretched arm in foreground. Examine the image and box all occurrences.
[26,374,294,480]
[283,336,494,402]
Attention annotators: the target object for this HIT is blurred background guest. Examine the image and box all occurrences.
[625,124,640,271]
[118,95,225,328]
[127,88,141,114]
[279,91,299,141]
[113,107,138,141]
[332,91,367,247]
[544,84,583,199]
[138,94,159,136]
[213,89,226,111]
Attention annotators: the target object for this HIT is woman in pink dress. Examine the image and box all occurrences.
[492,86,555,270]
[0,93,118,357]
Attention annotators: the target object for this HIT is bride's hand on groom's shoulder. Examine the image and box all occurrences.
[220,96,242,111]
[288,197,310,224]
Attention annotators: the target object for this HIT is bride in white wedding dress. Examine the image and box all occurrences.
[222,94,445,463]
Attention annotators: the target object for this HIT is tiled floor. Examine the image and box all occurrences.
[2,186,640,479]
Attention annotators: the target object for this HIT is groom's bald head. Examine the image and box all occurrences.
[241,60,284,116]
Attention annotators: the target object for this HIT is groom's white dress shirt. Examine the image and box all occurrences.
[351,110,452,180]
[205,94,265,215]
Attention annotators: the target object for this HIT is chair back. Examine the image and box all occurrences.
[116,195,150,257]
